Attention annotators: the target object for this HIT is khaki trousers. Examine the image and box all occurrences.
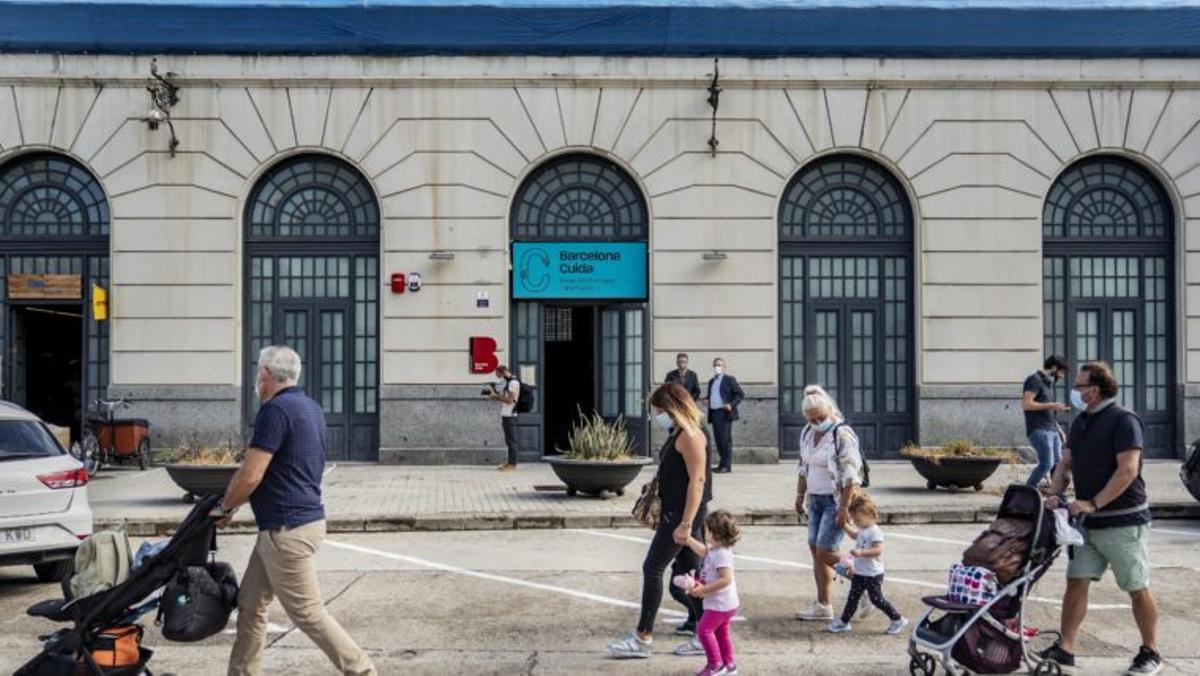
[228,520,375,676]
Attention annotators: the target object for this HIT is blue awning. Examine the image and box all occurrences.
[2,0,1199,57]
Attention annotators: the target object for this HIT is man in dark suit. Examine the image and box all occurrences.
[705,356,744,473]
[664,352,701,402]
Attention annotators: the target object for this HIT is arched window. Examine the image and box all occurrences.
[246,155,379,240]
[778,155,914,458]
[244,154,380,460]
[780,156,910,241]
[1042,156,1175,456]
[0,152,109,434]
[511,154,647,240]
[0,153,108,238]
[509,154,650,458]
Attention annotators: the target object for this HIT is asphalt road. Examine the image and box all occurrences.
[2,522,1199,675]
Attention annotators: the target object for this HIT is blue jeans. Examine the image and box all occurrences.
[1025,428,1062,487]
[807,493,844,551]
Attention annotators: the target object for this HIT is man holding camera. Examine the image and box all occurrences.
[486,364,521,471]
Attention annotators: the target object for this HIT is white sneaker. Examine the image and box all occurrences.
[717,665,739,675]
[794,601,834,621]
[606,631,652,659]
[673,636,706,656]
[855,602,872,620]
[886,617,910,635]
[826,619,852,633]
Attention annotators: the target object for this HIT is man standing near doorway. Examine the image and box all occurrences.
[220,345,376,676]
[1038,361,1162,675]
[705,357,744,474]
[1021,354,1070,488]
[487,365,521,471]
[664,352,701,402]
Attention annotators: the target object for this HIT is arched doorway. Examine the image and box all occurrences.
[509,154,650,458]
[0,152,109,443]
[243,154,380,461]
[1042,156,1176,457]
[778,155,916,458]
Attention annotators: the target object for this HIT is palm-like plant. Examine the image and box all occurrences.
[561,408,634,461]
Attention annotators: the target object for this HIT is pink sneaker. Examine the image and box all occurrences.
[696,666,722,676]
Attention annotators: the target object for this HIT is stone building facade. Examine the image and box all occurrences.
[0,51,1197,463]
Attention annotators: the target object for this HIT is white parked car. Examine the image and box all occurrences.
[0,401,93,582]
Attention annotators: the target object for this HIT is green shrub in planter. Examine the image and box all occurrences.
[561,409,634,462]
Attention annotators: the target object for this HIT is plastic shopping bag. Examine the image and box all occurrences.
[1053,508,1084,546]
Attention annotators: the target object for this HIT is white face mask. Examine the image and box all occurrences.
[713,366,725,376]
[1069,389,1088,411]
[654,410,673,430]
[813,418,834,433]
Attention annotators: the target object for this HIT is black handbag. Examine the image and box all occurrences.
[158,561,239,642]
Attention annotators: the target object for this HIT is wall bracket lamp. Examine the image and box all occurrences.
[706,58,722,157]
[144,58,180,157]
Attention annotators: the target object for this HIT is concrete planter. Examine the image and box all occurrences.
[164,463,238,503]
[1182,440,1200,503]
[907,456,1004,493]
[544,456,652,497]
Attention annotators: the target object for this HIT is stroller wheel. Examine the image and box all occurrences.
[909,653,936,676]
[1032,661,1062,676]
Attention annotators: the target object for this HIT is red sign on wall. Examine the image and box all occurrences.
[470,336,499,374]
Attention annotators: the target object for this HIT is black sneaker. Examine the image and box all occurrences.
[1125,646,1163,675]
[1037,642,1076,672]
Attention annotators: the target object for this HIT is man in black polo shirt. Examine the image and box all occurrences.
[1038,361,1162,675]
[1021,354,1069,488]
[218,346,376,676]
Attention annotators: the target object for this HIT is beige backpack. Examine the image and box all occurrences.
[69,530,132,599]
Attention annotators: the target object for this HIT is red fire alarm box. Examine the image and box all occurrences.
[390,272,406,294]
[469,336,499,374]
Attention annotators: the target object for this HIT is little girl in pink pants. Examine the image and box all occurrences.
[681,510,742,676]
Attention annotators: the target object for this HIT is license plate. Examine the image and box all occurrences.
[1,527,34,544]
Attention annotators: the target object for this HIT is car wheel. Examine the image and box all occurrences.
[33,560,72,583]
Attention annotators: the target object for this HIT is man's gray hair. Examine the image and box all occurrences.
[258,345,302,385]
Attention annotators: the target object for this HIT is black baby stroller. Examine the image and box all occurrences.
[908,484,1064,676]
[15,495,235,676]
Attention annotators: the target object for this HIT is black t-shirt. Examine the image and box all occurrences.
[1066,403,1149,529]
[1022,371,1058,434]
[658,430,712,514]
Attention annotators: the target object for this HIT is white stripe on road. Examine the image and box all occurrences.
[568,529,1131,610]
[324,539,689,621]
[885,532,972,546]
[221,613,291,635]
[1151,526,1200,538]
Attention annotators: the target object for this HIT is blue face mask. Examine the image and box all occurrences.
[654,411,673,430]
[1069,389,1088,411]
[813,418,834,433]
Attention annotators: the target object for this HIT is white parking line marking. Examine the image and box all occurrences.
[221,613,290,635]
[324,539,689,621]
[568,530,1131,610]
[885,532,972,546]
[1152,526,1200,538]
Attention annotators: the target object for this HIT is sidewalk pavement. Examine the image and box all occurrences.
[87,459,1198,535]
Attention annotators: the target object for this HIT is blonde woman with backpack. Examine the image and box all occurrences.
[793,385,865,622]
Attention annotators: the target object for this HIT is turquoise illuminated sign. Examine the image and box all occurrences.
[512,242,647,300]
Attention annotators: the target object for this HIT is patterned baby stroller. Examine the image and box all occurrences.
[908,484,1064,675]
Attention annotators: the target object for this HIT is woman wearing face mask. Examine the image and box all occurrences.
[793,385,864,622]
[607,383,711,660]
